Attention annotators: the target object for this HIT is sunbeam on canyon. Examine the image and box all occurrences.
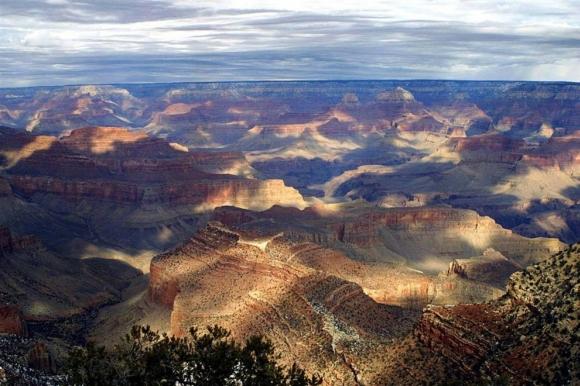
[0,1,578,385]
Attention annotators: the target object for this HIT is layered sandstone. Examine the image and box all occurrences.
[149,223,240,307]
[208,204,568,315]
[447,134,525,164]
[8,174,303,210]
[448,135,524,153]
[414,244,579,384]
[0,127,305,212]
[415,303,508,373]
[148,222,421,384]
[521,132,580,173]
[217,205,564,272]
[148,217,529,384]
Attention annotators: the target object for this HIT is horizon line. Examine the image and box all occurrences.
[1,78,579,91]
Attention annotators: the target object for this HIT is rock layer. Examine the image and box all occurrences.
[147,216,567,383]
[1,127,304,210]
[215,205,564,272]
[414,244,579,384]
[148,222,422,384]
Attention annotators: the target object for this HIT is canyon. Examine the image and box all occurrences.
[411,243,579,385]
[0,80,577,384]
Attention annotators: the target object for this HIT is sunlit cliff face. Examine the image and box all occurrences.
[62,126,149,155]
[0,135,56,169]
[0,79,577,385]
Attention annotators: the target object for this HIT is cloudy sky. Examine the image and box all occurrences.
[0,0,579,87]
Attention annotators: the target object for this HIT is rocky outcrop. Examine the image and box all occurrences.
[446,248,521,287]
[0,227,42,257]
[8,174,304,210]
[27,342,55,373]
[148,222,240,307]
[327,207,562,269]
[60,126,163,156]
[149,218,510,382]
[415,304,506,372]
[449,135,524,153]
[414,243,579,384]
[0,335,64,384]
[0,305,27,336]
[148,263,182,308]
[148,221,422,384]
[447,134,525,164]
[156,206,541,313]
[210,204,566,312]
[215,204,565,273]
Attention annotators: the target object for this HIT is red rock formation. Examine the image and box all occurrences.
[148,221,425,384]
[148,223,240,307]
[414,244,579,384]
[1,127,305,210]
[148,262,181,308]
[446,249,520,287]
[0,305,27,336]
[215,205,564,271]
[446,134,525,164]
[449,135,524,153]
[447,132,579,172]
[415,304,507,372]
[396,115,446,133]
[210,204,562,310]
[319,207,563,267]
[27,342,55,373]
[521,132,580,172]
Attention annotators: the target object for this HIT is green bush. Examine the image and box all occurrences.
[65,325,322,386]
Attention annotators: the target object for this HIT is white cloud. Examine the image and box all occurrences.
[0,0,578,86]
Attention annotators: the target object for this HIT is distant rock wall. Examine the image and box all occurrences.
[2,127,306,211]
[324,207,564,266]
[9,174,304,210]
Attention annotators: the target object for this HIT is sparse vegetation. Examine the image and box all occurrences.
[65,325,322,386]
